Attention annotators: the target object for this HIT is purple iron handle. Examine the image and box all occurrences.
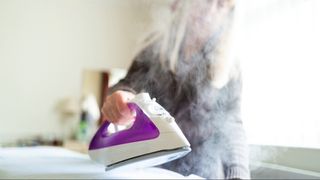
[89,103,160,150]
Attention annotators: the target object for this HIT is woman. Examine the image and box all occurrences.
[102,0,250,179]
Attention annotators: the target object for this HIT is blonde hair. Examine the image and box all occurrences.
[137,0,237,88]
[138,1,190,68]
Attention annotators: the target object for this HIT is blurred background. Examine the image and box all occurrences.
[0,0,320,178]
[0,0,161,146]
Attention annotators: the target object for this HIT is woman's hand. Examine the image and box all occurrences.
[101,90,136,125]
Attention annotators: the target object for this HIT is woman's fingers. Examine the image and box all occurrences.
[116,93,134,117]
[101,100,116,123]
[101,90,135,125]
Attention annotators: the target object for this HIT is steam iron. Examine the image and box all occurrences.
[88,93,191,172]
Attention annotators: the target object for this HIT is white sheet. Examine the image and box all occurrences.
[0,146,202,179]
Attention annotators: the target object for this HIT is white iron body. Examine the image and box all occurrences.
[88,93,191,171]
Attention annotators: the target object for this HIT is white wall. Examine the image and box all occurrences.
[0,0,160,143]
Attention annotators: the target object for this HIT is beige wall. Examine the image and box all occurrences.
[0,0,165,143]
[82,70,103,107]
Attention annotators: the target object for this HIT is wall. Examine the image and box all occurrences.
[82,70,102,107]
[0,0,161,143]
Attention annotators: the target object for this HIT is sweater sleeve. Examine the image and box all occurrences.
[222,122,251,179]
[220,79,251,179]
[108,45,156,95]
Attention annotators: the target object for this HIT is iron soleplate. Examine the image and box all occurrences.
[105,146,191,173]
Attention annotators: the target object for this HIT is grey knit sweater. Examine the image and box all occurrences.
[109,40,250,179]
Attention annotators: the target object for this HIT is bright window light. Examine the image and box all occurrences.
[238,0,320,148]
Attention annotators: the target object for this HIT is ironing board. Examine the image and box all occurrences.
[0,146,202,179]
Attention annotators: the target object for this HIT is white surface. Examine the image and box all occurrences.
[0,146,202,179]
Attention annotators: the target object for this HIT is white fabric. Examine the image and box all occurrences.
[0,146,202,179]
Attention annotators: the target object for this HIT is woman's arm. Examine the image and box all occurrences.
[108,45,156,95]
[219,78,250,179]
[222,121,250,179]
[101,44,157,125]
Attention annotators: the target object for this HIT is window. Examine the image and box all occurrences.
[238,0,320,148]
